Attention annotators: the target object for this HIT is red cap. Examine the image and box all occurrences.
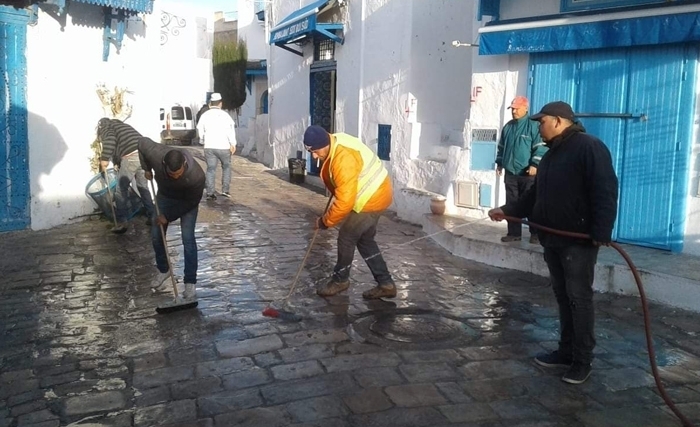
[508,96,529,109]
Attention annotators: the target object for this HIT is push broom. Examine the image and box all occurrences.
[262,194,334,321]
[149,179,198,314]
[98,145,127,235]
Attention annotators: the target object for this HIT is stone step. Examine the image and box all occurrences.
[421,214,700,313]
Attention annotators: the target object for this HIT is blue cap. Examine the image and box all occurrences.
[303,125,330,150]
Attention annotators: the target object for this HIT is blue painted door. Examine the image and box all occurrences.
[529,44,697,251]
[0,6,30,232]
[308,69,335,175]
[619,45,695,250]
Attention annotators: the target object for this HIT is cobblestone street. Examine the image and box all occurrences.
[2,151,700,427]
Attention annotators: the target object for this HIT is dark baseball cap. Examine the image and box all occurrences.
[530,101,576,121]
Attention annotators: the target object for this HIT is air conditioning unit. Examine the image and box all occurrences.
[455,181,479,208]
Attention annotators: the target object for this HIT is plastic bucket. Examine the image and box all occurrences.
[85,168,143,221]
[288,158,306,184]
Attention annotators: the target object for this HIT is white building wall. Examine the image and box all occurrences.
[237,0,268,60]
[474,3,700,255]
[25,1,212,231]
[683,75,700,256]
[499,0,558,20]
[266,0,478,225]
[26,3,161,230]
[236,0,270,157]
[333,0,361,136]
[158,2,214,110]
[267,1,314,169]
[391,0,476,224]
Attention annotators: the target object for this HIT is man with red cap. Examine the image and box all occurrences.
[303,125,396,299]
[496,96,547,243]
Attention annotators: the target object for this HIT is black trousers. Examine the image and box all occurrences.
[504,172,536,237]
[544,244,599,365]
[332,211,393,285]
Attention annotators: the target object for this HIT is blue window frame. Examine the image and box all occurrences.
[478,0,500,21]
[561,0,700,12]
[377,124,391,161]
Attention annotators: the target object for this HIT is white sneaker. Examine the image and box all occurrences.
[150,271,171,290]
[183,283,196,300]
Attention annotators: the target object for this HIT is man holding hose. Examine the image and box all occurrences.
[303,125,396,300]
[488,101,618,385]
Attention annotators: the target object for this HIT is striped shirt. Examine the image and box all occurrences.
[98,119,142,166]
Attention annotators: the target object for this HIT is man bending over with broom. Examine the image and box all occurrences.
[138,137,205,300]
[304,125,396,299]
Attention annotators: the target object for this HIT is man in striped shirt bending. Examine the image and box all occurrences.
[97,118,155,227]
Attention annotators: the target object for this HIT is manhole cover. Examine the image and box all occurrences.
[349,310,480,350]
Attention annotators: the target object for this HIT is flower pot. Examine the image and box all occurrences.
[430,197,446,215]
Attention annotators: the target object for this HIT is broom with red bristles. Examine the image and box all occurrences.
[262,195,333,322]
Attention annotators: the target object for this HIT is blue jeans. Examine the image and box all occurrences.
[333,211,393,285]
[117,155,154,221]
[152,196,199,284]
[204,148,232,195]
[544,244,599,365]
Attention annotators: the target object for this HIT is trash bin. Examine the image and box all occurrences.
[85,168,143,222]
[288,158,306,184]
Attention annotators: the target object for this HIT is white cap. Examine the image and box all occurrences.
[210,93,222,102]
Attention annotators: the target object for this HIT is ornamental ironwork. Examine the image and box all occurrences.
[160,10,186,45]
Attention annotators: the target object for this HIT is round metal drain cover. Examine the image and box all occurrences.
[350,311,480,350]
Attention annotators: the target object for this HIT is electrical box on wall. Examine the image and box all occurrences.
[470,128,498,171]
[455,181,479,208]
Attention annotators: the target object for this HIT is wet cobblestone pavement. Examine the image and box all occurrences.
[3,151,700,427]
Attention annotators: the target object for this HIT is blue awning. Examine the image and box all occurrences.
[269,0,343,50]
[72,0,154,13]
[479,8,700,55]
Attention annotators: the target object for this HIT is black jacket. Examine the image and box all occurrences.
[138,137,205,221]
[502,124,619,247]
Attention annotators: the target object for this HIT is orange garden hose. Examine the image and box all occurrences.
[504,216,694,427]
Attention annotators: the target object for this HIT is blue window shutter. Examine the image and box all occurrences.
[377,124,391,161]
[478,0,500,21]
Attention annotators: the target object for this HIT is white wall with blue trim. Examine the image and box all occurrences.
[473,0,700,255]
[22,1,213,230]
[266,0,480,225]
[266,1,317,169]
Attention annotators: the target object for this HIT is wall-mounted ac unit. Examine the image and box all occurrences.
[455,181,479,208]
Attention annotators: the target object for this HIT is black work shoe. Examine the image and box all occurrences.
[362,283,397,300]
[316,280,350,297]
[529,234,539,244]
[145,217,153,226]
[534,351,572,368]
[206,194,217,201]
[501,235,522,242]
[562,362,592,384]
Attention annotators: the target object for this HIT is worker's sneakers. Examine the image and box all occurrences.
[562,362,592,385]
[534,351,572,369]
[150,271,171,290]
[183,283,196,300]
[220,192,231,198]
[206,194,217,201]
[362,282,397,300]
[501,235,521,242]
[316,279,350,297]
